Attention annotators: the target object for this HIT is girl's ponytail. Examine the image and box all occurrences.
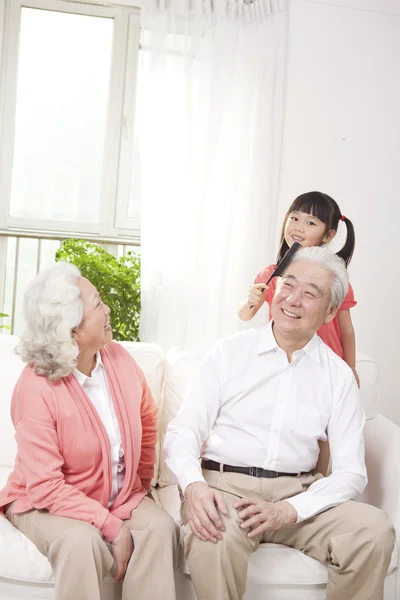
[337,215,355,267]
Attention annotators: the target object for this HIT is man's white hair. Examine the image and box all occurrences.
[17,262,83,381]
[286,246,349,309]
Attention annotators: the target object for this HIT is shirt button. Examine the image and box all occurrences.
[119,448,124,458]
[117,464,125,473]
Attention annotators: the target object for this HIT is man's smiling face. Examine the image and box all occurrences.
[271,259,337,342]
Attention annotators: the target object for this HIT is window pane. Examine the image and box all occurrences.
[10,8,113,223]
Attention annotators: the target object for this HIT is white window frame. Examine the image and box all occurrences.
[0,0,142,239]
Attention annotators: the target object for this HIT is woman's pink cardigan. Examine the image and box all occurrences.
[0,342,158,542]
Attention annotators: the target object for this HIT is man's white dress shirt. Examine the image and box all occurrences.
[164,323,367,522]
[73,353,125,507]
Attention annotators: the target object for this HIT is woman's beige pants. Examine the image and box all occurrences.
[7,496,179,600]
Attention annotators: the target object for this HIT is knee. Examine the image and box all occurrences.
[152,509,180,543]
[50,522,106,559]
[185,525,236,561]
[354,506,396,559]
[367,510,396,555]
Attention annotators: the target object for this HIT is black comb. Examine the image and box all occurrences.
[250,242,301,308]
[265,241,302,286]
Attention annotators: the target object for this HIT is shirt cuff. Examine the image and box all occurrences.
[181,473,207,496]
[285,491,330,523]
[165,457,206,495]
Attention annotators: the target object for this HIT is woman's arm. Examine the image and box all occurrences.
[337,309,360,387]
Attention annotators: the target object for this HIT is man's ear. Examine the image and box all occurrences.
[324,304,339,325]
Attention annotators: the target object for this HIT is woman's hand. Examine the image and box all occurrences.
[110,524,134,582]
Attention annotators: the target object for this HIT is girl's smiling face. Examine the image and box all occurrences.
[284,211,335,249]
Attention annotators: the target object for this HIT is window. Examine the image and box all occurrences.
[10,8,113,224]
[0,0,141,238]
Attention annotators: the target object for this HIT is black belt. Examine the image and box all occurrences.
[201,459,300,479]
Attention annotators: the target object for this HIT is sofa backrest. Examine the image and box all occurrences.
[118,342,164,486]
[157,349,380,487]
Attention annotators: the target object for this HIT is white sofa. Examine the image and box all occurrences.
[0,334,398,600]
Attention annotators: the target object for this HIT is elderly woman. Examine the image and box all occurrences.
[0,263,179,600]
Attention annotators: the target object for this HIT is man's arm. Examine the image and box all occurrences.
[164,345,230,542]
[285,370,367,522]
[163,346,222,493]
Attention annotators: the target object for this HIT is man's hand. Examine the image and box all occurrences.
[110,524,134,582]
[233,498,297,537]
[184,481,228,543]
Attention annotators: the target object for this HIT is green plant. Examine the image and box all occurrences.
[0,312,11,331]
[55,239,141,341]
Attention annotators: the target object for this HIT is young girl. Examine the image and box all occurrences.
[239,190,358,380]
[238,192,358,474]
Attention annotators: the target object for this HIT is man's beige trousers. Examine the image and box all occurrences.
[182,470,395,600]
[7,496,179,600]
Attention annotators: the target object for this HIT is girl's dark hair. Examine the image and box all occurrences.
[276,191,355,267]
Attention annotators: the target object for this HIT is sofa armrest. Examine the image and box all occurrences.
[361,414,400,541]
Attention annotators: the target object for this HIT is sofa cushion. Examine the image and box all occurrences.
[0,481,397,587]
[158,348,380,487]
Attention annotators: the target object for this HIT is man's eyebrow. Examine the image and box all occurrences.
[306,282,324,296]
[283,273,324,296]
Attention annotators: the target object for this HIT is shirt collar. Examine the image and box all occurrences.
[256,321,321,365]
[72,352,103,386]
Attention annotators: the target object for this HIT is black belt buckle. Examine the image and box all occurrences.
[248,466,281,478]
[249,466,265,477]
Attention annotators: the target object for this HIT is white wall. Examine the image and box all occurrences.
[277,0,400,424]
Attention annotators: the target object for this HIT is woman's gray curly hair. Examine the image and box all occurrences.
[17,262,83,381]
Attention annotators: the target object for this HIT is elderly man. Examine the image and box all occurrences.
[164,246,395,600]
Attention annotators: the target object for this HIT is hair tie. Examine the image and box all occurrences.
[340,215,346,222]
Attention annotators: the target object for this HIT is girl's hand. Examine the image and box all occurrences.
[246,283,268,308]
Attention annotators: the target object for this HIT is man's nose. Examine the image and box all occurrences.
[286,289,302,306]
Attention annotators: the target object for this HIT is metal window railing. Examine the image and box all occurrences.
[0,229,140,335]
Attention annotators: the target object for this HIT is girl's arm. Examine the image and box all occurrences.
[337,309,360,387]
[237,283,266,321]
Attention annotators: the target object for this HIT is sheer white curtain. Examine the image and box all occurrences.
[138,0,288,350]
